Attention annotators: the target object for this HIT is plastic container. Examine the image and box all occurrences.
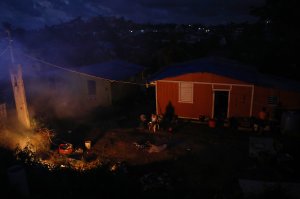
[58,143,73,155]
[208,119,216,128]
[85,140,92,150]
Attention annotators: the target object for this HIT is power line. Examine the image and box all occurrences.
[6,30,15,65]
[23,53,148,86]
[0,46,9,57]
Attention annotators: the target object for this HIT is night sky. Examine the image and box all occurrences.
[0,0,264,30]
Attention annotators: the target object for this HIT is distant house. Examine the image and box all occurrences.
[149,57,300,121]
[23,60,145,118]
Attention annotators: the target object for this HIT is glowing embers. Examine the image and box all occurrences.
[15,142,102,172]
[10,129,102,172]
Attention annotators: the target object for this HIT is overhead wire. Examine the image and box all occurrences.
[0,46,9,57]
[23,53,149,86]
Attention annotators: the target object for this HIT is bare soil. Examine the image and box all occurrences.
[1,94,300,198]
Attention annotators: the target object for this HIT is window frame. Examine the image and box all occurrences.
[178,81,194,103]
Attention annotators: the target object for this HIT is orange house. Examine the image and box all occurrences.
[150,57,300,120]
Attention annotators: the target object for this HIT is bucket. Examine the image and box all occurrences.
[58,143,73,155]
[208,119,216,128]
[85,140,92,150]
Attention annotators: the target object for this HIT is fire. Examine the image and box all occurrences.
[1,127,103,172]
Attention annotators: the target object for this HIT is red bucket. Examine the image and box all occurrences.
[208,119,216,128]
[58,143,73,155]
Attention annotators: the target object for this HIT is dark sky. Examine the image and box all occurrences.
[0,0,264,29]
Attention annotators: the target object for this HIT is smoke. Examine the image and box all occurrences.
[22,60,86,121]
[25,72,92,120]
[0,128,31,150]
[0,119,51,153]
[1,23,119,122]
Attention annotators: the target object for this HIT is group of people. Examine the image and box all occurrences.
[139,113,160,133]
[139,112,178,133]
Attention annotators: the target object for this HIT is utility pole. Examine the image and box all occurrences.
[5,27,31,129]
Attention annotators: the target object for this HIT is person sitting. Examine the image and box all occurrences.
[257,107,269,132]
[148,113,159,133]
[139,114,147,130]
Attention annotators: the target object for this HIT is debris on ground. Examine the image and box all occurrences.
[133,141,150,150]
[148,143,167,153]
[133,141,168,153]
[109,161,128,173]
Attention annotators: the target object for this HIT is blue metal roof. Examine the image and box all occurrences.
[149,56,300,92]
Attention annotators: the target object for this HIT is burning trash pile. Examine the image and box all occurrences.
[1,126,103,172]
[14,140,102,172]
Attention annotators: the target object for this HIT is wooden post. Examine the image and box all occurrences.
[0,103,7,128]
[10,65,31,129]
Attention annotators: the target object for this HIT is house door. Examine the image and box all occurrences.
[213,91,229,119]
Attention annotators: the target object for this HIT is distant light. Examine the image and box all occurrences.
[205,29,210,33]
[188,24,192,27]
[129,30,133,33]
[140,29,144,33]
[266,20,271,24]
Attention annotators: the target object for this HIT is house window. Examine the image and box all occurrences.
[179,82,193,103]
[87,80,96,95]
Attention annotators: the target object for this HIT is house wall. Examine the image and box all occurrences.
[156,72,300,120]
[229,86,253,117]
[252,86,300,120]
[64,71,112,111]
[157,72,253,119]
[26,69,112,118]
[156,81,213,119]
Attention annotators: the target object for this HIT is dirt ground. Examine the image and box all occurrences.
[44,117,300,197]
[88,123,249,196]
[1,119,300,199]
[1,93,300,198]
